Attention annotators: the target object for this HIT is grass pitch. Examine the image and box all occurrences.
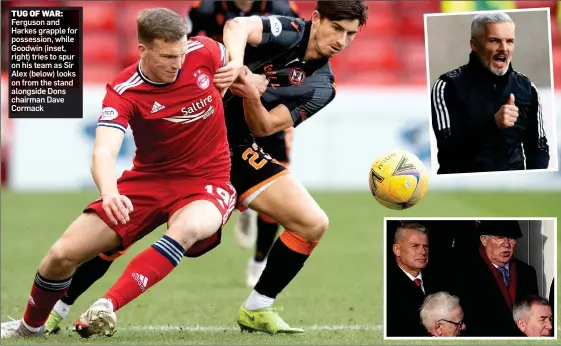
[1,190,560,344]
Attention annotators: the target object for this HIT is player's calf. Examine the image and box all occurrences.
[249,174,329,242]
[241,174,328,321]
[2,213,121,338]
[75,200,226,337]
[46,253,118,334]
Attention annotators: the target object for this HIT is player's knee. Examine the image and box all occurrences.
[166,223,213,251]
[312,209,329,240]
[300,209,329,241]
[43,242,80,274]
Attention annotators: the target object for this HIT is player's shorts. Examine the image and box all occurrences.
[84,170,236,254]
[230,141,289,209]
[254,129,292,166]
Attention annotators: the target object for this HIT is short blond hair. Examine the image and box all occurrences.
[137,8,187,45]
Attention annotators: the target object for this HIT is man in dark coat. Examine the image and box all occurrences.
[386,223,441,337]
[451,220,539,337]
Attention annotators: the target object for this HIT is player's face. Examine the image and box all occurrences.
[470,22,515,76]
[311,12,359,58]
[480,235,516,266]
[521,304,553,337]
[139,36,188,83]
[394,230,428,272]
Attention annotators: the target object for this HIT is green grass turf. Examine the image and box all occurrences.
[1,190,559,344]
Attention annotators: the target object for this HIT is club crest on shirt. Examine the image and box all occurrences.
[194,70,210,90]
[289,67,306,86]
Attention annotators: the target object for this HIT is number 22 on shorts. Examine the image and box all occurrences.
[242,145,268,170]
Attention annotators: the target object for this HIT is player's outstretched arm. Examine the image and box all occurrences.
[523,83,549,169]
[222,16,264,65]
[214,16,263,88]
[91,126,133,225]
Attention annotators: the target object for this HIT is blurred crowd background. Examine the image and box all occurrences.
[2,1,560,86]
[1,1,561,189]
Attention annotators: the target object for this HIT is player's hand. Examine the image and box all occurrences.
[494,94,519,129]
[230,66,261,100]
[252,73,269,95]
[101,193,134,225]
[214,60,243,90]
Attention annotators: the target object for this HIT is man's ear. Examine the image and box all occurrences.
[516,319,526,333]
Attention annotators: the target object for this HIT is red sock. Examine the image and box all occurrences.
[103,236,184,311]
[23,272,72,328]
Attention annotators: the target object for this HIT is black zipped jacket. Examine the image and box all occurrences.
[431,52,549,174]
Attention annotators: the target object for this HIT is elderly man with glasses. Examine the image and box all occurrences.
[450,220,539,337]
[420,292,466,337]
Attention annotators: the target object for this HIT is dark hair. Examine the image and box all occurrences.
[315,0,369,27]
[137,8,187,45]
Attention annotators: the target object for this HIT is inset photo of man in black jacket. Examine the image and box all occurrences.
[425,9,557,174]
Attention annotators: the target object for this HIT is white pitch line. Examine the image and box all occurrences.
[124,324,383,332]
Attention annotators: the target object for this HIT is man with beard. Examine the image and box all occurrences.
[430,12,549,174]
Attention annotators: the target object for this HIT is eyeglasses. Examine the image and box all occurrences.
[438,319,464,328]
[491,236,517,244]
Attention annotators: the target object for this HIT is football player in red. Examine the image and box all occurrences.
[1,8,238,339]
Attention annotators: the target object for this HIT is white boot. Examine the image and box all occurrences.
[246,257,267,288]
[74,298,117,338]
[1,319,44,338]
[234,209,258,249]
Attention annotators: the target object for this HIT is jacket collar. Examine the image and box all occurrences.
[468,51,513,86]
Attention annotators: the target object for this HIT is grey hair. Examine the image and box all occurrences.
[513,295,551,323]
[471,12,514,38]
[394,222,428,244]
[420,292,461,330]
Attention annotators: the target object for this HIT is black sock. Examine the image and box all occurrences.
[60,255,114,305]
[254,217,279,262]
[254,238,308,299]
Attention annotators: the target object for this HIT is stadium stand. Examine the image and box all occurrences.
[1,1,560,186]
[2,1,560,186]
[1,1,560,86]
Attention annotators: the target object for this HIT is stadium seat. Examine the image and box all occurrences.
[342,38,398,72]
[515,1,557,10]
[84,64,122,84]
[7,1,63,6]
[293,1,316,18]
[360,6,397,37]
[66,1,117,31]
[400,41,427,72]
[83,32,119,64]
[117,1,190,39]
[124,43,141,67]
[392,1,440,39]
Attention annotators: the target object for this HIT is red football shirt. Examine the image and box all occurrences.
[97,36,230,181]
